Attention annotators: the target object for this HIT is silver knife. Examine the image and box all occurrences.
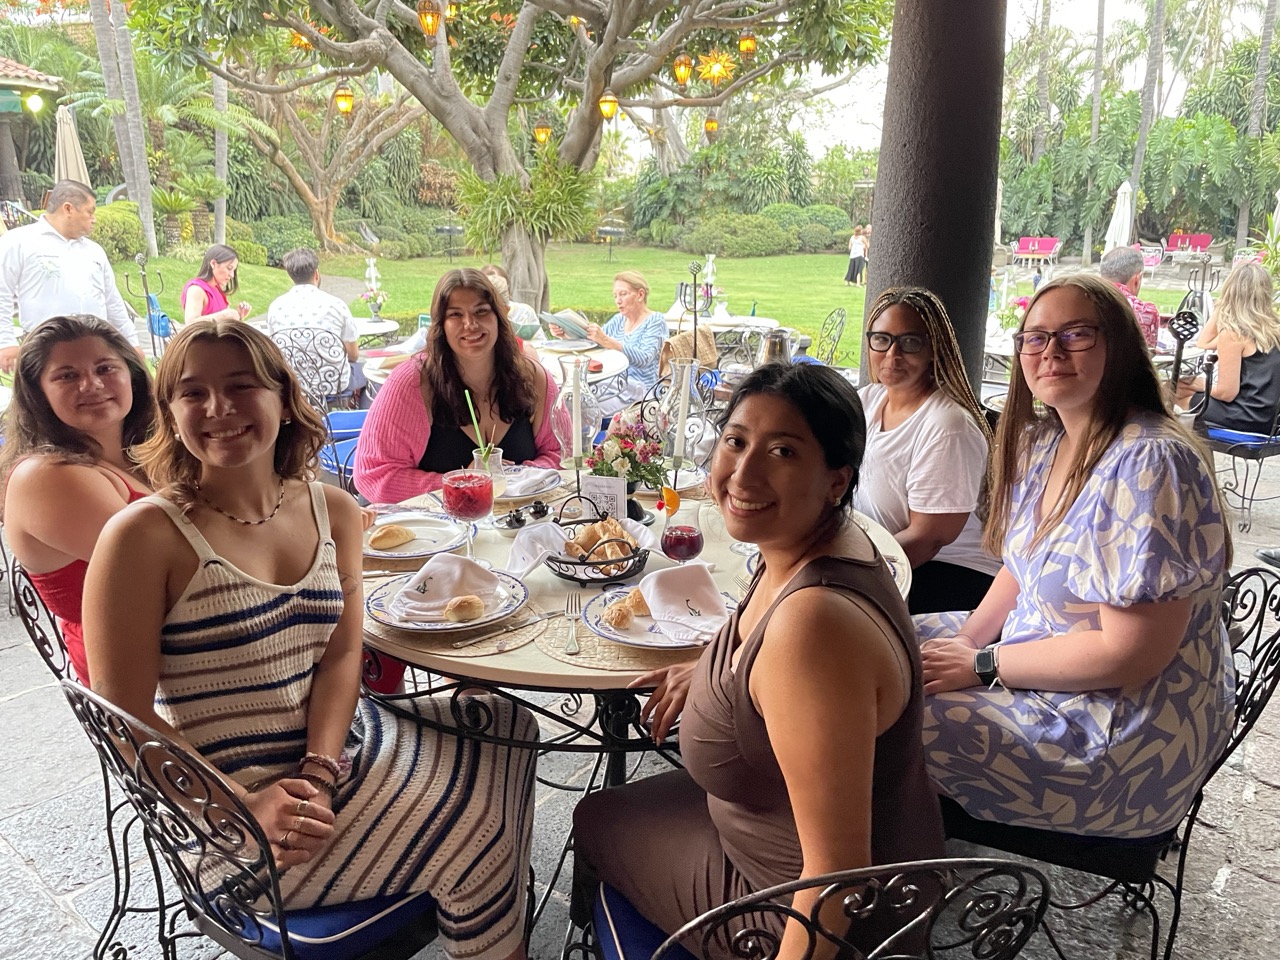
[451,612,559,648]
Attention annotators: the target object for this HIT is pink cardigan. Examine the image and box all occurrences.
[354,356,564,502]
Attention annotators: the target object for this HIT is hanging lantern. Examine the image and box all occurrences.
[24,92,44,113]
[696,50,737,87]
[333,82,354,115]
[533,116,553,144]
[445,1,459,21]
[598,89,619,121]
[738,30,757,61]
[672,52,693,88]
[417,0,441,37]
[704,114,719,137]
[568,14,581,28]
[290,30,313,50]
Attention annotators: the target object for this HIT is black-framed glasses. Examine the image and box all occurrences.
[867,331,930,354]
[1013,325,1100,355]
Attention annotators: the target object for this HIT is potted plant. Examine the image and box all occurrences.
[152,187,197,249]
[176,174,227,244]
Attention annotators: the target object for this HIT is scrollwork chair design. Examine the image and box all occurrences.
[60,681,439,960]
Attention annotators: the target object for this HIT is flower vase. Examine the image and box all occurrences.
[655,357,706,475]
[369,300,381,319]
[553,355,601,469]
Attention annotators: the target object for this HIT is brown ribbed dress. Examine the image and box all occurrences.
[572,547,945,952]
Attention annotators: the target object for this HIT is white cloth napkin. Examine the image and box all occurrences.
[638,563,728,643]
[389,554,500,622]
[503,466,561,498]
[504,519,658,580]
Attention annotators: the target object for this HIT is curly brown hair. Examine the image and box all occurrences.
[134,319,327,509]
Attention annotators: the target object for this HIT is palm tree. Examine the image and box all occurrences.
[1130,0,1167,207]
[213,73,227,244]
[1238,0,1279,245]
[1082,0,1106,263]
[1032,0,1052,162]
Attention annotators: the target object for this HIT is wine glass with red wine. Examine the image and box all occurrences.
[661,499,704,563]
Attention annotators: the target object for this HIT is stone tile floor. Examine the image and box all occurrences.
[3,451,1279,959]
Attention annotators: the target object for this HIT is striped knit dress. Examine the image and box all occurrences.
[144,484,538,960]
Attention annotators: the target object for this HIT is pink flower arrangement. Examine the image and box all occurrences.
[585,418,666,489]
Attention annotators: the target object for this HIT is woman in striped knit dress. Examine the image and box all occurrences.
[83,319,538,960]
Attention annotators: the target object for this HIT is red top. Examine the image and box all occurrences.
[28,482,149,684]
[181,277,229,317]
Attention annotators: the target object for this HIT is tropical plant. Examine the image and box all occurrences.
[152,187,196,248]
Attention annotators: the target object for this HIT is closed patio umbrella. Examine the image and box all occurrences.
[1103,181,1133,254]
[54,105,91,189]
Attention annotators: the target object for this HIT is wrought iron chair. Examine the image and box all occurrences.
[13,563,178,960]
[60,681,440,960]
[270,328,356,412]
[939,565,1280,960]
[587,858,1053,960]
[812,307,847,366]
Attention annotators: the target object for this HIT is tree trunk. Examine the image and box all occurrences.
[1237,0,1278,247]
[111,12,158,256]
[503,225,548,311]
[1032,0,1051,162]
[653,108,692,176]
[213,73,227,245]
[1082,0,1105,264]
[86,0,140,210]
[1130,0,1165,215]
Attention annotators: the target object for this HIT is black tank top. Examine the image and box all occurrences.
[418,417,539,474]
[1205,346,1280,434]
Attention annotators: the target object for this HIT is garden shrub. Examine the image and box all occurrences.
[379,240,412,260]
[796,223,835,253]
[373,223,407,242]
[832,228,853,250]
[649,218,680,248]
[759,202,808,232]
[678,214,797,258]
[21,171,53,209]
[253,215,319,265]
[804,204,851,233]
[93,202,145,263]
[236,241,268,266]
[225,217,256,242]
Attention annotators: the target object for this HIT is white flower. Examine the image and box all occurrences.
[611,457,631,476]
[601,439,621,462]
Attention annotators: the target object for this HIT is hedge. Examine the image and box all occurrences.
[678,213,798,257]
[94,201,145,263]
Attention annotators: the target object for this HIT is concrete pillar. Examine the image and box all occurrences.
[0,117,23,203]
[866,0,1008,389]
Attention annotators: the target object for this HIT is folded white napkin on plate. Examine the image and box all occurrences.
[638,563,727,643]
[389,554,500,621]
[504,518,658,579]
[503,467,561,498]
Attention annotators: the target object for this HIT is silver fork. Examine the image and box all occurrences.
[563,592,582,655]
[733,573,753,599]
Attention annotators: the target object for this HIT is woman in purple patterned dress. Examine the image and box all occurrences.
[915,274,1234,839]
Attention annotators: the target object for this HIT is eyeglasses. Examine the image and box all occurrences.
[1013,325,1100,355]
[867,331,930,354]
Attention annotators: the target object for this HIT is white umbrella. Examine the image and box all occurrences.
[54,105,92,189]
[1103,181,1133,253]
[1272,187,1280,227]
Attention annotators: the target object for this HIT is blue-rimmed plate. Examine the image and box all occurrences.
[581,589,737,650]
[746,550,759,576]
[744,546,906,594]
[365,572,529,633]
[495,465,563,502]
[363,511,470,560]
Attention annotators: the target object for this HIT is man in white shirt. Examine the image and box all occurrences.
[0,180,141,372]
[267,248,364,397]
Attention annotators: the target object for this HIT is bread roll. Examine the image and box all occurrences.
[444,595,486,622]
[626,587,650,617]
[573,522,604,552]
[369,523,415,549]
[600,539,630,576]
[564,541,588,561]
[601,599,634,629]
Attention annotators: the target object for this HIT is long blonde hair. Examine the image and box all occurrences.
[1214,262,1280,353]
[983,274,1230,566]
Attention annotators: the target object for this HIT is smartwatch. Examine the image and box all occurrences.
[973,646,999,687]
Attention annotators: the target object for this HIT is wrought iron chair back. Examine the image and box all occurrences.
[1216,567,1280,777]
[650,858,1052,960]
[814,308,847,366]
[59,681,299,960]
[13,561,74,683]
[270,328,350,411]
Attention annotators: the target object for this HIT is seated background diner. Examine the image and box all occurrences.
[0,314,154,684]
[354,268,562,502]
[572,363,943,960]
[1099,246,1160,347]
[181,243,250,323]
[1180,261,1280,434]
[83,320,539,960]
[552,270,666,416]
[852,287,1000,614]
[916,275,1233,839]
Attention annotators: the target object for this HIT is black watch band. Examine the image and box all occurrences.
[974,646,999,686]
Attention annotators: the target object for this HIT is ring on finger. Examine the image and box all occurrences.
[293,816,304,832]
[279,833,292,850]
[296,799,309,816]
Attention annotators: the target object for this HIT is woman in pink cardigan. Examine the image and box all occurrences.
[355,268,563,503]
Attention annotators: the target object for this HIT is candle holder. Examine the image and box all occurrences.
[553,355,600,493]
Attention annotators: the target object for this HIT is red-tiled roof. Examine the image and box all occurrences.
[0,57,62,92]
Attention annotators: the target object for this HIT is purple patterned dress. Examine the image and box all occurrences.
[915,413,1233,838]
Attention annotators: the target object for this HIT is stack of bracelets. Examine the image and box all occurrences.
[296,751,350,796]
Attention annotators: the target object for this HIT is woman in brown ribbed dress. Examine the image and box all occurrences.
[572,362,944,959]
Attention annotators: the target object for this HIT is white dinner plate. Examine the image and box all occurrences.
[744,541,908,594]
[640,467,707,495]
[365,573,529,633]
[363,512,469,559]
[495,465,563,502]
[581,589,736,650]
[541,339,596,353]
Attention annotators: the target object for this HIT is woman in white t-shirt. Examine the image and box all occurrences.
[853,287,1000,613]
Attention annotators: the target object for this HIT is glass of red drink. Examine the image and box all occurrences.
[441,469,494,560]
[661,500,704,563]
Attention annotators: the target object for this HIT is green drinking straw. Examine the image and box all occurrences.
[465,389,491,464]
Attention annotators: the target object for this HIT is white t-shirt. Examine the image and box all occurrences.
[0,217,139,348]
[267,283,359,392]
[853,383,1001,576]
